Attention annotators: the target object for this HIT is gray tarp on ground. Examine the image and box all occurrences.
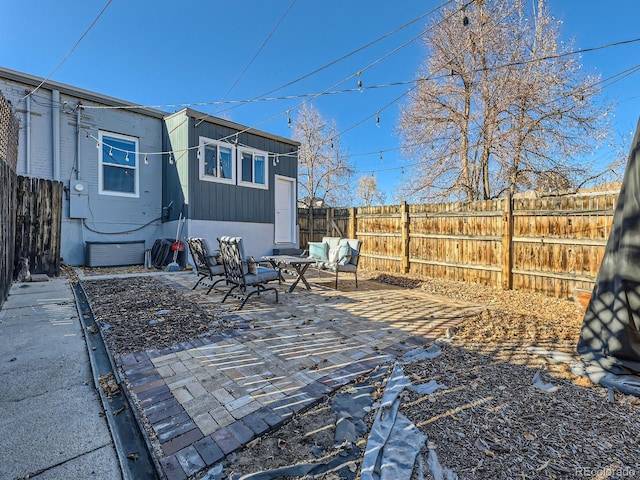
[577,118,640,396]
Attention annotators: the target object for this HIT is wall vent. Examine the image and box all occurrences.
[85,241,145,267]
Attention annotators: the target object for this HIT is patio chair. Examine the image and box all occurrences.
[217,236,280,310]
[307,237,362,289]
[185,237,227,294]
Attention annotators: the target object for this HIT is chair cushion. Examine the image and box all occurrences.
[322,237,341,251]
[328,246,340,263]
[208,263,226,275]
[245,266,280,285]
[337,241,351,266]
[317,261,356,273]
[308,242,329,261]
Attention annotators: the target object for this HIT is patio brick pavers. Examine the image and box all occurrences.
[117,272,485,480]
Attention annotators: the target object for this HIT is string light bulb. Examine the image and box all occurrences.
[379,151,383,162]
[144,154,148,165]
[357,71,363,92]
[376,111,380,128]
[125,152,130,163]
[96,141,100,149]
[108,146,113,157]
[287,110,291,127]
[168,153,174,165]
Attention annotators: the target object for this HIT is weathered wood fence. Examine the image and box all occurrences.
[299,193,617,299]
[0,91,19,306]
[15,176,63,278]
[0,91,63,308]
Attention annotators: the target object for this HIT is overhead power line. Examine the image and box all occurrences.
[21,0,113,101]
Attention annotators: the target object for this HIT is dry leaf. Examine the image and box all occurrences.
[246,438,260,449]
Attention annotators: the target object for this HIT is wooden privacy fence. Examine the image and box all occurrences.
[0,91,19,306]
[298,193,617,299]
[15,176,63,278]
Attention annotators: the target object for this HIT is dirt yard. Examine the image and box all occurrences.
[78,268,640,480]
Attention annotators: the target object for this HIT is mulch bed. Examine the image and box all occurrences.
[81,276,234,356]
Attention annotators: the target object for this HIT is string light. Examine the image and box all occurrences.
[287,110,291,127]
[168,153,174,165]
[379,151,383,161]
[125,152,130,162]
[108,146,113,157]
[144,154,148,165]
[376,111,380,127]
[357,71,363,92]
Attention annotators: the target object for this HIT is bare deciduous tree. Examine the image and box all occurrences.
[398,0,612,202]
[356,175,387,206]
[292,104,354,207]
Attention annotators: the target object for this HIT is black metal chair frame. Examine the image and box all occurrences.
[217,236,279,310]
[185,237,227,294]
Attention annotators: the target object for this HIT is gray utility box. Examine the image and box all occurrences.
[85,241,145,267]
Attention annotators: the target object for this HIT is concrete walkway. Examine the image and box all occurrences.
[0,278,121,480]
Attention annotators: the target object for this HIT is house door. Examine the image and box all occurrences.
[274,175,296,243]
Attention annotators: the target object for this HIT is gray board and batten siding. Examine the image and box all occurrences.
[163,108,299,224]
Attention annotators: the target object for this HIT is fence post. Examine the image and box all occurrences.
[326,208,332,236]
[349,207,356,239]
[401,201,410,273]
[501,194,513,290]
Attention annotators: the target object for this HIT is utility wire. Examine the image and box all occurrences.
[21,0,113,101]
[200,0,297,125]
[193,0,457,125]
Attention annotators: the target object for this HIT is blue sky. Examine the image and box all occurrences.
[1,1,639,202]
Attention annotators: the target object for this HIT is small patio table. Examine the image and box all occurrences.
[261,255,317,293]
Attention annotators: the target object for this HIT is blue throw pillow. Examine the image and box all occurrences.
[337,242,351,266]
[308,242,328,261]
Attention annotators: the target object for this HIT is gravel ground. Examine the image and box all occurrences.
[76,267,640,480]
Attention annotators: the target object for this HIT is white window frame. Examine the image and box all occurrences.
[98,131,139,198]
[237,147,269,190]
[198,137,236,185]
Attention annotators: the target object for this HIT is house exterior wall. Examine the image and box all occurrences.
[1,67,299,267]
[164,109,300,256]
[0,68,165,266]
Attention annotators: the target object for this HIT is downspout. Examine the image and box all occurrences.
[52,90,60,181]
[76,102,82,180]
[25,91,31,175]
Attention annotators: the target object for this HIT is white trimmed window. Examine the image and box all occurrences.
[99,131,139,197]
[199,137,235,184]
[238,148,268,190]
